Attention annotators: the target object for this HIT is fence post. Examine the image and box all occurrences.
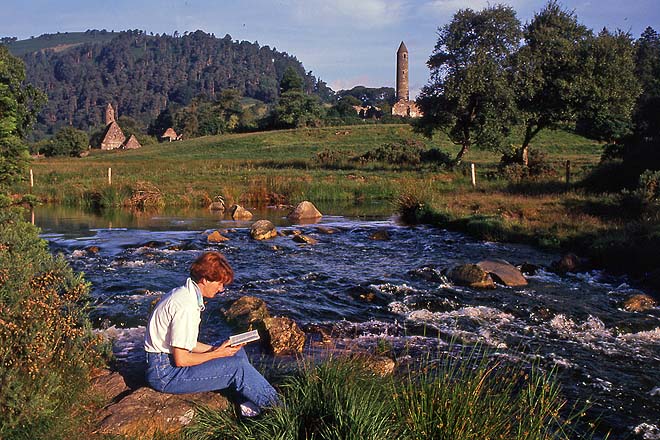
[108,167,112,185]
[565,160,571,185]
[471,163,476,187]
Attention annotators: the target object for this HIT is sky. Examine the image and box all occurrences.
[2,0,659,98]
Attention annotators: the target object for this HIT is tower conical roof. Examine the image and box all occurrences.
[397,41,408,53]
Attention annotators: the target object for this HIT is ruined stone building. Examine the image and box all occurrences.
[99,103,142,150]
[100,103,126,150]
[392,41,422,118]
[123,134,142,149]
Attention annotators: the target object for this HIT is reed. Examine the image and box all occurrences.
[186,345,590,440]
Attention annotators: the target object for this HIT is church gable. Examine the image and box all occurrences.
[101,121,126,150]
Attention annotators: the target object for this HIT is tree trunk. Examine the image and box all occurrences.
[454,142,470,166]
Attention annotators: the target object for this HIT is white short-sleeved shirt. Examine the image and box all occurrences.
[144,278,203,353]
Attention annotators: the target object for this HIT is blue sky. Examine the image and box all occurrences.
[2,0,658,97]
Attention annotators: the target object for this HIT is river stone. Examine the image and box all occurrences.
[280,229,302,236]
[623,294,657,312]
[85,245,101,254]
[369,229,390,241]
[225,296,270,330]
[447,264,495,289]
[477,259,528,287]
[551,253,582,273]
[258,316,305,355]
[93,370,229,437]
[288,201,322,221]
[250,220,277,240]
[316,226,338,234]
[230,204,253,220]
[293,234,318,245]
[207,230,229,243]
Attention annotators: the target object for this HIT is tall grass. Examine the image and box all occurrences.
[186,347,589,440]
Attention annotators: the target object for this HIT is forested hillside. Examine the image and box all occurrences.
[7,30,333,137]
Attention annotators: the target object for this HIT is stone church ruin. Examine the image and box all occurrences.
[99,103,141,150]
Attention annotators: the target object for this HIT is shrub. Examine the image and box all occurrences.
[41,126,89,157]
[0,208,105,438]
[355,139,425,167]
[499,148,556,183]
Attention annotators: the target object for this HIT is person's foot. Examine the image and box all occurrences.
[239,401,261,418]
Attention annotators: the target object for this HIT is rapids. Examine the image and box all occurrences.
[35,205,659,439]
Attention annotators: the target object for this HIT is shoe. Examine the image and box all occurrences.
[239,401,261,418]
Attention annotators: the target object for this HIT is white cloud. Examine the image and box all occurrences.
[284,0,408,28]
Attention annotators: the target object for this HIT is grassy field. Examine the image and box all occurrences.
[18,124,601,206]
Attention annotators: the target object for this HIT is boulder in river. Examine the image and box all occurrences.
[225,296,271,330]
[207,230,229,243]
[230,204,253,220]
[209,195,225,212]
[623,294,657,312]
[369,229,390,241]
[250,220,277,240]
[293,234,318,245]
[477,259,528,287]
[315,226,338,234]
[92,369,229,437]
[288,201,322,222]
[551,253,582,273]
[447,264,495,289]
[258,316,306,355]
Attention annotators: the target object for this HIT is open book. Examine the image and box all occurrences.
[229,329,260,346]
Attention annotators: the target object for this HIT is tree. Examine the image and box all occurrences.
[415,5,522,165]
[513,1,592,165]
[280,66,304,93]
[633,27,660,142]
[576,29,641,142]
[0,46,45,187]
[273,90,324,128]
[41,126,88,157]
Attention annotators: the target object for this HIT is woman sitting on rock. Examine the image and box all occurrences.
[144,251,278,417]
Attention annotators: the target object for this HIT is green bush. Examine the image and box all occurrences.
[0,208,104,439]
[355,139,425,167]
[498,148,556,183]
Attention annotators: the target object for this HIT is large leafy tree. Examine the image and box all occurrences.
[273,69,324,128]
[633,27,660,142]
[415,5,521,165]
[576,29,641,142]
[513,1,592,165]
[0,46,44,187]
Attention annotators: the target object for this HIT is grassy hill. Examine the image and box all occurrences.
[5,31,120,56]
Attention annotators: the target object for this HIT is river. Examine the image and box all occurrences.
[34,203,659,439]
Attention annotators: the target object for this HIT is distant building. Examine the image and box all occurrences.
[392,41,422,118]
[123,134,142,149]
[99,103,142,150]
[100,103,126,150]
[161,127,181,142]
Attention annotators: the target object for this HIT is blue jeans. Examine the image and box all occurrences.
[145,348,279,409]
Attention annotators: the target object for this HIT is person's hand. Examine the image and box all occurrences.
[212,340,243,358]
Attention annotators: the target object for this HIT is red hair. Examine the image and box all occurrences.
[189,251,234,285]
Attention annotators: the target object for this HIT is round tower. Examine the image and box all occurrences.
[396,41,409,102]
